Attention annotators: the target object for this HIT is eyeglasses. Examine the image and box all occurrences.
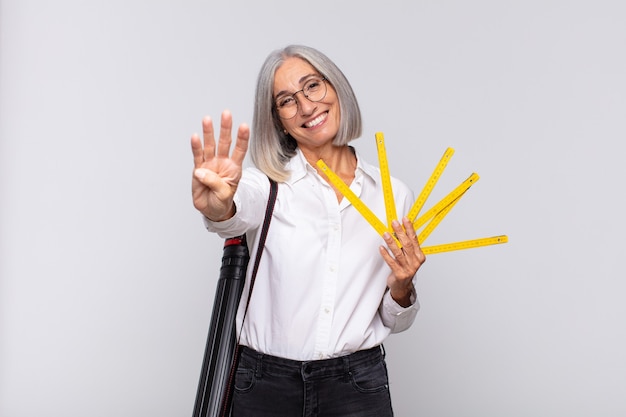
[274,77,328,119]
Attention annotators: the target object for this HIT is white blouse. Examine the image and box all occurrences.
[205,148,419,361]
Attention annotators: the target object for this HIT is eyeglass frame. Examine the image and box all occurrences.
[273,76,328,119]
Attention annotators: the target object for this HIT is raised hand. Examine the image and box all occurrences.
[191,110,249,221]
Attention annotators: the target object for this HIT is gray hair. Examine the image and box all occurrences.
[250,45,362,182]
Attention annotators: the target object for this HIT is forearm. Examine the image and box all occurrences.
[389,281,415,308]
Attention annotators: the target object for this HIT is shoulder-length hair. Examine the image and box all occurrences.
[250,45,362,182]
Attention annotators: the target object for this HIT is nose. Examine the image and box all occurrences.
[295,91,316,116]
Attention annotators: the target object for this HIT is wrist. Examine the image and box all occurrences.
[206,203,236,222]
[390,284,414,308]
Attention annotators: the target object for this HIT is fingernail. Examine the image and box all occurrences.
[194,169,206,180]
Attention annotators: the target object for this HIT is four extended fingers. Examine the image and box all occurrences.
[192,110,249,168]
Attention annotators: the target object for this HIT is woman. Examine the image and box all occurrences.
[191,45,426,416]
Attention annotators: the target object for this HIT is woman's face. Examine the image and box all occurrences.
[273,57,341,152]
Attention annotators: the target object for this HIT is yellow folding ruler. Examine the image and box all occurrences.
[316,132,508,254]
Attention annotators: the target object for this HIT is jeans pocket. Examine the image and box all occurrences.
[234,367,256,393]
[350,360,390,394]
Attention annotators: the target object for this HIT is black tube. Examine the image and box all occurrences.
[193,235,249,417]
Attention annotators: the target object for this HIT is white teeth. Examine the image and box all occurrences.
[305,113,327,128]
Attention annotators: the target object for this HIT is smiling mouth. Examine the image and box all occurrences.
[304,112,328,128]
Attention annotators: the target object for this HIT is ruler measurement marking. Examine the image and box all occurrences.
[376,132,397,231]
[407,147,455,223]
[422,236,508,255]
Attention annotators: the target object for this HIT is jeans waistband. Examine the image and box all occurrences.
[239,345,384,381]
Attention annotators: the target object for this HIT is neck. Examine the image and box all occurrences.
[301,145,357,202]
[301,145,355,174]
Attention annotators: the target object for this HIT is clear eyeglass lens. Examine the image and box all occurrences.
[276,77,327,119]
[303,78,325,100]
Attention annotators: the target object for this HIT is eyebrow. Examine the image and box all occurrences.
[274,73,320,99]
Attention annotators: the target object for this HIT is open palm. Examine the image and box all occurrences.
[191,110,249,221]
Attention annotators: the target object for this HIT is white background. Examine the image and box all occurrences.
[1,1,625,416]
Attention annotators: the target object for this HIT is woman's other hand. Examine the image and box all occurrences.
[380,217,426,307]
[191,110,249,221]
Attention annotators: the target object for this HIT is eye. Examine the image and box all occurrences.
[305,79,322,92]
[276,96,295,108]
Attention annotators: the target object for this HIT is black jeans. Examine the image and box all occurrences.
[232,345,394,417]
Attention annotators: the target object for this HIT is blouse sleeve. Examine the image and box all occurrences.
[379,286,420,333]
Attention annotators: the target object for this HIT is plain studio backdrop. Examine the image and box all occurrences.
[1,0,625,416]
